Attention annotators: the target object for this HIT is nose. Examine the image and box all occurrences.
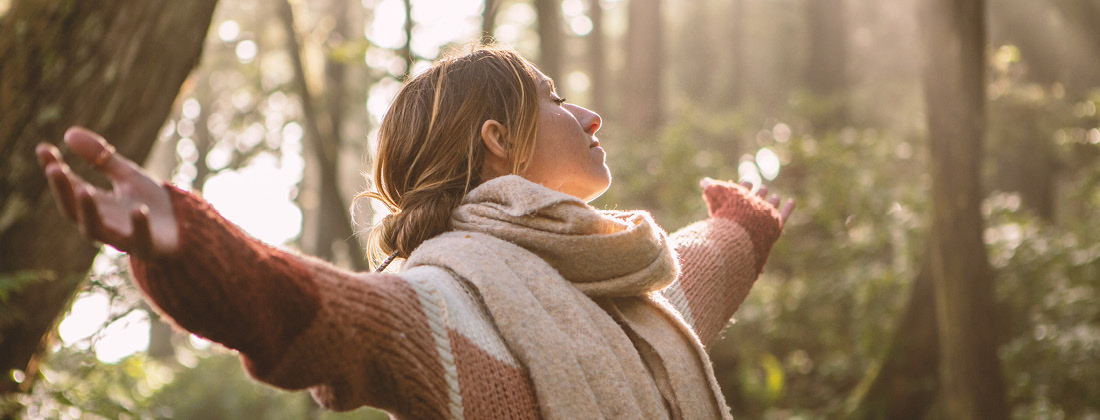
[567,104,602,135]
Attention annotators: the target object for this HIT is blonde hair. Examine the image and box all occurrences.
[358,45,542,268]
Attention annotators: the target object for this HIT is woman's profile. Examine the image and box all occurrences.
[37,45,794,419]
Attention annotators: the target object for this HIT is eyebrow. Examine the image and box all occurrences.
[539,77,556,94]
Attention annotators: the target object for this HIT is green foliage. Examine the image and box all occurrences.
[15,0,1100,417]
[24,346,390,420]
[988,191,1100,420]
[602,67,1100,418]
[987,87,1100,420]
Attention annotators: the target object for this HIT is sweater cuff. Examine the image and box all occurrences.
[700,179,783,273]
[129,184,321,374]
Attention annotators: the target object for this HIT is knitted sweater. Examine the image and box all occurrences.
[129,179,783,419]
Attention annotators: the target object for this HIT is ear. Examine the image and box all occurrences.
[480,119,508,159]
[480,119,510,177]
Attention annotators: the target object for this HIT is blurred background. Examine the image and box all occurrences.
[1,0,1098,418]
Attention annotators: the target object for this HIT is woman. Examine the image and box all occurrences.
[38,46,793,419]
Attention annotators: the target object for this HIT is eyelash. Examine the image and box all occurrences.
[552,96,567,105]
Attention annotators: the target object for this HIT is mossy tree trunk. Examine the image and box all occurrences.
[920,0,1010,418]
[0,0,218,407]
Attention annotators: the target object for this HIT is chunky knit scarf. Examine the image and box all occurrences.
[405,175,732,420]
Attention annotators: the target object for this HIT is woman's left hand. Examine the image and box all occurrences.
[740,181,795,225]
[700,178,795,226]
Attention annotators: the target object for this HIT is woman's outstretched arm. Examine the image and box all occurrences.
[663,179,793,348]
[36,128,453,416]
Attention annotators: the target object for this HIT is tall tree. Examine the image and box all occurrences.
[586,0,607,114]
[535,0,564,84]
[920,0,1009,418]
[483,0,500,39]
[804,0,849,127]
[400,0,414,79]
[0,0,218,410]
[677,0,714,102]
[622,0,663,136]
[278,0,368,271]
[727,0,747,105]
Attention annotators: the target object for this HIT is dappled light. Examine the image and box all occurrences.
[2,0,1099,418]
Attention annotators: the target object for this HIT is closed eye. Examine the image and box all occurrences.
[552,95,567,106]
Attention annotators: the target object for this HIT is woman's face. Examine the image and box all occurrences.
[521,71,610,202]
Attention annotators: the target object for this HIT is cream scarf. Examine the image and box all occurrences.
[405,176,732,420]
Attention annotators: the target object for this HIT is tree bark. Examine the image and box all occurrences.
[400,0,414,79]
[535,0,564,85]
[0,0,218,404]
[586,0,607,114]
[622,0,663,136]
[920,0,1010,418]
[482,0,500,40]
[804,0,849,128]
[727,0,746,105]
[678,0,713,102]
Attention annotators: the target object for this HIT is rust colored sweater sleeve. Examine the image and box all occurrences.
[665,181,783,348]
[129,186,450,416]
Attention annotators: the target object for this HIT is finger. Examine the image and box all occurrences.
[768,194,780,208]
[44,164,79,220]
[64,126,134,179]
[75,186,103,241]
[780,199,796,225]
[757,186,768,198]
[36,143,61,168]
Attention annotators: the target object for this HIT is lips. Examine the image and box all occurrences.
[590,139,601,148]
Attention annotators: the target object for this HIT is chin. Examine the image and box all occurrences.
[581,174,612,203]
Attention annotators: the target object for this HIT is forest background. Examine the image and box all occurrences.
[1,0,1098,418]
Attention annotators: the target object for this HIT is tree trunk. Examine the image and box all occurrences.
[192,87,214,191]
[400,0,414,79]
[535,0,564,85]
[804,0,849,128]
[846,252,939,420]
[678,0,714,102]
[920,0,1010,418]
[728,0,747,106]
[0,0,218,406]
[586,0,607,114]
[483,0,500,39]
[278,0,368,271]
[622,0,663,136]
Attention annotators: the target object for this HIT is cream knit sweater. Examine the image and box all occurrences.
[130,177,783,419]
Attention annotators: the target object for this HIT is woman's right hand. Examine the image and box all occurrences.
[37,127,179,257]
